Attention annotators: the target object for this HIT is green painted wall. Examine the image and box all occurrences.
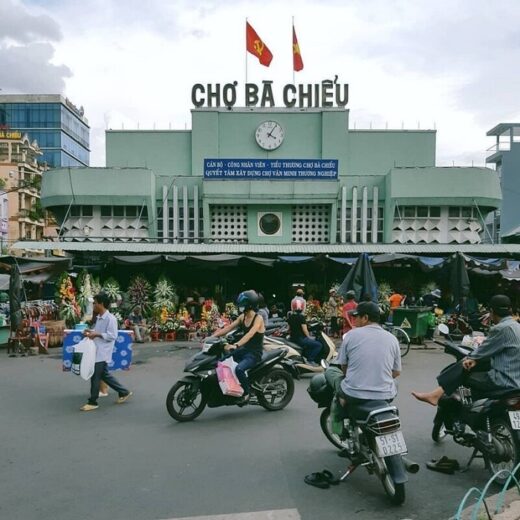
[106,130,192,175]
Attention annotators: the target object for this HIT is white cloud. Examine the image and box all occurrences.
[11,0,520,167]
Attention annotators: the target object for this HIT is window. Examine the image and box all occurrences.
[449,207,459,218]
[126,206,137,217]
[417,206,428,218]
[101,206,111,217]
[429,207,440,218]
[70,206,81,217]
[82,205,93,217]
[113,206,124,217]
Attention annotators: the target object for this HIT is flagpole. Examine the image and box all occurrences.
[245,17,248,86]
[292,16,295,85]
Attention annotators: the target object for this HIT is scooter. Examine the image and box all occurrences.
[166,335,296,422]
[264,320,338,376]
[431,324,520,485]
[307,363,418,505]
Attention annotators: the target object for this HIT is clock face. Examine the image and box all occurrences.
[255,121,285,150]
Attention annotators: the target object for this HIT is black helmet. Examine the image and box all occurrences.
[236,290,259,312]
[307,373,333,406]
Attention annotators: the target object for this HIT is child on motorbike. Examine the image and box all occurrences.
[210,290,265,404]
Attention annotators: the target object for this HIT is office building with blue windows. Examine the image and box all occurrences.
[0,95,90,168]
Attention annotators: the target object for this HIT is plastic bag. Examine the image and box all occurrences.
[216,357,244,397]
[71,337,96,380]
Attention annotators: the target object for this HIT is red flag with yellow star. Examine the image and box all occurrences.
[246,21,273,67]
[293,25,304,71]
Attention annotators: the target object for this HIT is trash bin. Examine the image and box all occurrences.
[392,307,431,343]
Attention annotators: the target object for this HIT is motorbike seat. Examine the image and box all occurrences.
[348,399,392,423]
[248,349,284,375]
[480,388,520,399]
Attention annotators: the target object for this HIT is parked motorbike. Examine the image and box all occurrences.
[166,335,296,422]
[431,324,520,485]
[264,320,338,376]
[308,366,418,505]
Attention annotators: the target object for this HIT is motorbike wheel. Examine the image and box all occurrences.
[487,418,520,486]
[320,408,349,450]
[391,327,411,358]
[166,381,206,422]
[256,369,294,411]
[381,471,406,505]
[432,418,447,443]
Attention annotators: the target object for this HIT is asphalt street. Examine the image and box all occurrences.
[0,342,492,520]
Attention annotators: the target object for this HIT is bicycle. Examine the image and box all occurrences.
[382,322,411,357]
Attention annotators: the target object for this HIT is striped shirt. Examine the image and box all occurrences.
[93,310,118,363]
[469,317,520,389]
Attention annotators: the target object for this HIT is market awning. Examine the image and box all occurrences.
[113,255,163,264]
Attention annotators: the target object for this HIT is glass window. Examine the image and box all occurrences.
[461,207,471,218]
[417,206,428,218]
[449,207,459,218]
[113,206,124,217]
[404,206,415,218]
[430,207,441,218]
[125,206,136,217]
[82,205,93,217]
[101,206,111,217]
[70,206,80,217]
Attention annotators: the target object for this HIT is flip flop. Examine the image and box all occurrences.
[304,472,330,489]
[425,458,456,475]
[321,469,340,485]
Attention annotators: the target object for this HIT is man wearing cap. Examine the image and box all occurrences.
[337,301,401,407]
[413,294,520,406]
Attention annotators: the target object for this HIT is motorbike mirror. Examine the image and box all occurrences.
[438,324,449,335]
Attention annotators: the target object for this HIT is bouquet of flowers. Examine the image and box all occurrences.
[305,300,325,321]
[76,270,93,314]
[128,275,152,311]
[160,317,179,333]
[102,277,121,302]
[55,272,81,327]
[153,277,177,312]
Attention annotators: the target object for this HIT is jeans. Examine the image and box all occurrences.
[89,361,130,406]
[231,349,261,395]
[296,337,323,363]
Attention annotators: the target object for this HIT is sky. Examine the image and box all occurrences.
[1,0,520,167]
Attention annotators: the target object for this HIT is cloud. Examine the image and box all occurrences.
[0,0,61,43]
[0,42,72,93]
[0,0,71,94]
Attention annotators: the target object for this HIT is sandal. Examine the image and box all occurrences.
[304,472,330,489]
[321,469,340,485]
[425,456,458,475]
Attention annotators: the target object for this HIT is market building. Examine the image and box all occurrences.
[0,94,90,168]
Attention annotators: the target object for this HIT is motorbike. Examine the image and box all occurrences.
[264,320,338,376]
[308,365,418,505]
[431,324,520,485]
[166,335,296,422]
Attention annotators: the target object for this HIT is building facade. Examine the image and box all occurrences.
[486,123,520,243]
[0,131,47,253]
[35,103,501,255]
[0,95,90,168]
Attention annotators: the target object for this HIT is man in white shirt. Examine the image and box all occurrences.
[80,293,132,411]
[337,301,401,406]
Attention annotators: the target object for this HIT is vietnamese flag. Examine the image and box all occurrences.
[246,21,273,67]
[293,25,304,71]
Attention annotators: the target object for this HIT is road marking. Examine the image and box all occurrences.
[163,509,301,520]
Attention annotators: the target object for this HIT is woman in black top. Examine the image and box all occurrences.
[212,290,265,403]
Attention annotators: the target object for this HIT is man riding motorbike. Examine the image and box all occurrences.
[412,294,520,406]
[287,298,323,366]
[210,290,265,405]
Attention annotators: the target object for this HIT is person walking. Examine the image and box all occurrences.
[80,293,133,411]
[342,291,358,335]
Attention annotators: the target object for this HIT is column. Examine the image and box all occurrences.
[341,186,347,243]
[193,185,199,243]
[173,186,179,244]
[351,186,358,244]
[371,186,379,243]
[183,186,189,243]
[162,185,169,243]
[361,186,368,244]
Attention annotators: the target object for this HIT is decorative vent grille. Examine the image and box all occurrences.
[210,205,247,243]
[292,205,330,243]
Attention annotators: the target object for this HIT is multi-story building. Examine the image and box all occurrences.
[0,130,47,253]
[0,94,90,168]
[486,123,520,243]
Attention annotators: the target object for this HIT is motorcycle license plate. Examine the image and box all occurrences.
[509,411,520,430]
[375,431,407,457]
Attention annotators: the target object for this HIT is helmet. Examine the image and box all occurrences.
[236,290,259,312]
[291,298,305,312]
[307,373,333,406]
